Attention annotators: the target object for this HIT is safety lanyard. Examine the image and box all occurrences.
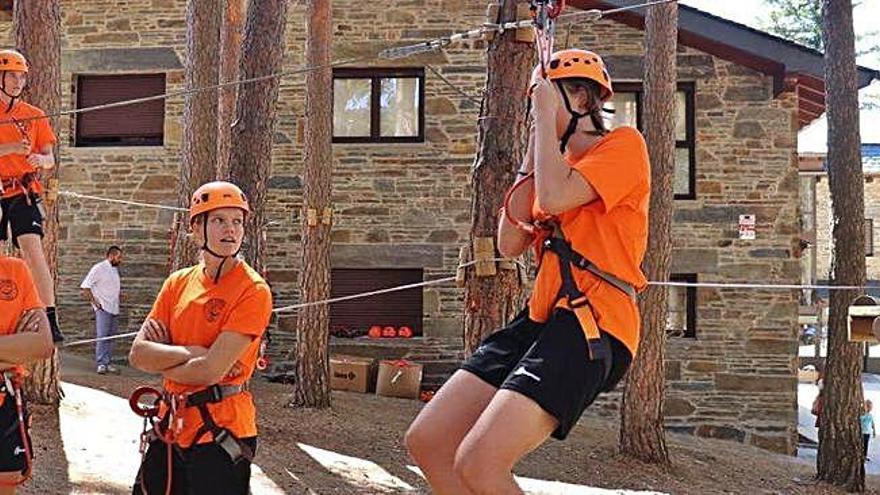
[530,0,565,76]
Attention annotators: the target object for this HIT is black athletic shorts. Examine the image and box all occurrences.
[133,437,258,495]
[0,384,33,474]
[0,192,44,247]
[461,307,632,439]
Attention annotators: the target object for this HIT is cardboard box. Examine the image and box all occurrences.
[376,360,423,400]
[330,355,377,393]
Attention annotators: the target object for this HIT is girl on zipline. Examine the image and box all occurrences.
[406,49,650,494]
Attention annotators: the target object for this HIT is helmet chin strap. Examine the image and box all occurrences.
[556,80,608,153]
[199,215,242,284]
[0,72,19,113]
[556,80,587,154]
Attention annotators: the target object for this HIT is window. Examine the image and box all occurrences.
[75,74,165,147]
[867,218,874,257]
[606,82,696,199]
[329,268,424,337]
[332,68,425,143]
[667,274,697,338]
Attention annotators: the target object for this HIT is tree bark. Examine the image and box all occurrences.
[619,2,677,465]
[15,0,62,405]
[461,0,531,356]
[291,0,333,408]
[816,0,866,491]
[217,0,245,178]
[228,0,289,276]
[174,0,222,270]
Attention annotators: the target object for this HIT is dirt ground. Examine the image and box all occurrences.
[16,351,880,494]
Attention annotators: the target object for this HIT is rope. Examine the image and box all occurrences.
[425,64,482,106]
[0,0,677,127]
[61,263,875,349]
[61,258,519,347]
[0,55,373,126]
[378,0,677,59]
[59,191,188,212]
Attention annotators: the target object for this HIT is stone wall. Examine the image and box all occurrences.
[815,175,880,281]
[1,1,798,454]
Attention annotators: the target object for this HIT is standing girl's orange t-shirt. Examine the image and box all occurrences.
[148,261,272,448]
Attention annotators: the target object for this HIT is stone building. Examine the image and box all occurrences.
[2,0,876,454]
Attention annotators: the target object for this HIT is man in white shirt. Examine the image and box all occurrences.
[80,245,122,374]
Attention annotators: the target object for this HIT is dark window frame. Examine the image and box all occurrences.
[332,67,425,144]
[612,81,696,200]
[867,218,874,257]
[74,73,166,147]
[668,273,698,339]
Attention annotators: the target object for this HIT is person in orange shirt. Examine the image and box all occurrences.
[0,255,54,492]
[128,181,272,495]
[0,49,63,344]
[406,49,650,494]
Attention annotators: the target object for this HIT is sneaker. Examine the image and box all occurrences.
[96,365,108,375]
[106,364,120,374]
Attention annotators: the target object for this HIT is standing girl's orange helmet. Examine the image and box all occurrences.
[189,181,250,224]
[189,181,250,282]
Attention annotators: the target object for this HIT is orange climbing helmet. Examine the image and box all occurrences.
[189,181,250,224]
[529,48,613,102]
[0,49,29,73]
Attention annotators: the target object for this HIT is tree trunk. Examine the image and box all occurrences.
[15,0,62,405]
[291,0,333,408]
[174,0,222,270]
[461,0,531,356]
[619,2,677,464]
[816,0,866,491]
[228,0,289,276]
[217,0,245,178]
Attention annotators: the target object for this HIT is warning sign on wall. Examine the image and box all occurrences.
[739,214,756,240]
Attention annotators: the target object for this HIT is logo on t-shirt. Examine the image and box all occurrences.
[0,280,18,301]
[204,298,227,323]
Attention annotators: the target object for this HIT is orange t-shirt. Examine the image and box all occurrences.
[148,261,273,448]
[0,101,57,199]
[528,126,650,356]
[0,256,45,377]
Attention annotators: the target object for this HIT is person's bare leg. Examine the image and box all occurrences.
[17,234,54,306]
[405,370,497,495]
[454,389,558,495]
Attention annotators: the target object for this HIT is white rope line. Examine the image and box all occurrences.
[61,267,871,348]
[61,258,518,347]
[0,0,676,127]
[652,281,869,291]
[59,191,188,212]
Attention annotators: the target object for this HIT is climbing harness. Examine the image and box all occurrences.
[541,223,635,360]
[0,115,39,202]
[0,372,33,487]
[129,383,254,495]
